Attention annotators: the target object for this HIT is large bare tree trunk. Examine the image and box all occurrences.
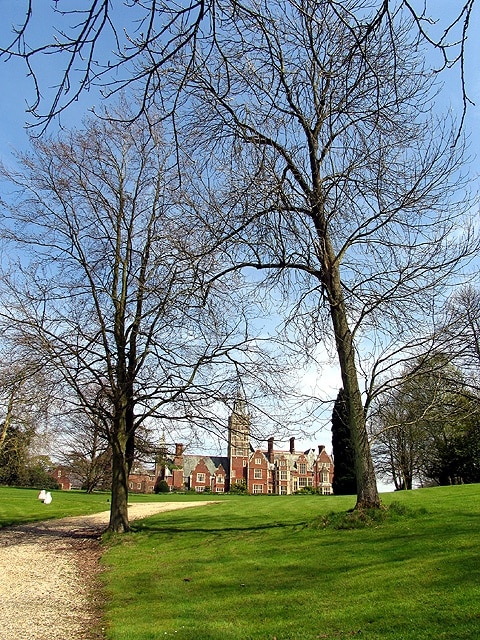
[323,237,381,509]
[330,299,380,508]
[108,426,130,533]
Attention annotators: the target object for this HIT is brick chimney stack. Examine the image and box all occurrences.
[268,437,274,462]
[174,443,185,466]
[175,443,185,456]
[289,437,295,454]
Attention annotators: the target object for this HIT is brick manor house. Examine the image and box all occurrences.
[129,393,334,495]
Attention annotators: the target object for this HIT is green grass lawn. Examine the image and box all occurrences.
[1,485,479,639]
[0,486,211,527]
[0,486,112,526]
[101,487,480,640]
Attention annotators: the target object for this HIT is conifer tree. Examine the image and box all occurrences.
[332,389,356,495]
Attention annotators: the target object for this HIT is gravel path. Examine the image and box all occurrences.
[0,502,215,640]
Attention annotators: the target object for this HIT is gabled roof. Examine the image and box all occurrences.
[266,449,320,472]
[182,455,229,477]
[250,449,268,460]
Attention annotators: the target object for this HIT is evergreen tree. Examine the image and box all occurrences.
[332,389,357,495]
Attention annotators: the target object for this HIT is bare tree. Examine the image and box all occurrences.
[370,285,480,489]
[173,0,476,509]
[0,106,263,531]
[0,354,55,484]
[62,427,112,494]
[0,353,54,451]
[370,373,435,491]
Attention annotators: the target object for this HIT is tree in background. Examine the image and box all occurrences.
[0,417,58,488]
[452,422,480,484]
[442,286,480,389]
[60,411,112,494]
[0,358,56,487]
[0,421,32,486]
[0,106,263,532]
[423,392,480,486]
[331,389,356,495]
[371,354,480,488]
[424,285,480,485]
[371,382,430,491]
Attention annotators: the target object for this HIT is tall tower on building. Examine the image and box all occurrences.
[227,388,251,459]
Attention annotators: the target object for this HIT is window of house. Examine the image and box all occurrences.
[217,475,224,483]
[129,482,134,489]
[298,477,307,487]
[196,473,206,483]
[243,460,247,467]
[307,477,313,486]
[321,472,329,483]
[195,486,205,492]
[280,486,287,495]
[137,483,142,489]
[280,460,286,466]
[254,468,262,479]
[253,484,263,494]
[280,471,287,480]
[215,487,224,492]
[322,487,330,495]
[299,463,307,474]
[255,457,262,465]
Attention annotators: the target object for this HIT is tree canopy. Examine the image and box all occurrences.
[0,2,476,132]
[371,354,480,488]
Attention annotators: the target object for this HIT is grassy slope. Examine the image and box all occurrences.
[1,486,478,639]
[101,487,480,640]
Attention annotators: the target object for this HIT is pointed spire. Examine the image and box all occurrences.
[157,430,167,458]
[233,386,248,416]
[228,385,251,459]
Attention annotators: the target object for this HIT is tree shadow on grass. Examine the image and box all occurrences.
[130,518,309,536]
